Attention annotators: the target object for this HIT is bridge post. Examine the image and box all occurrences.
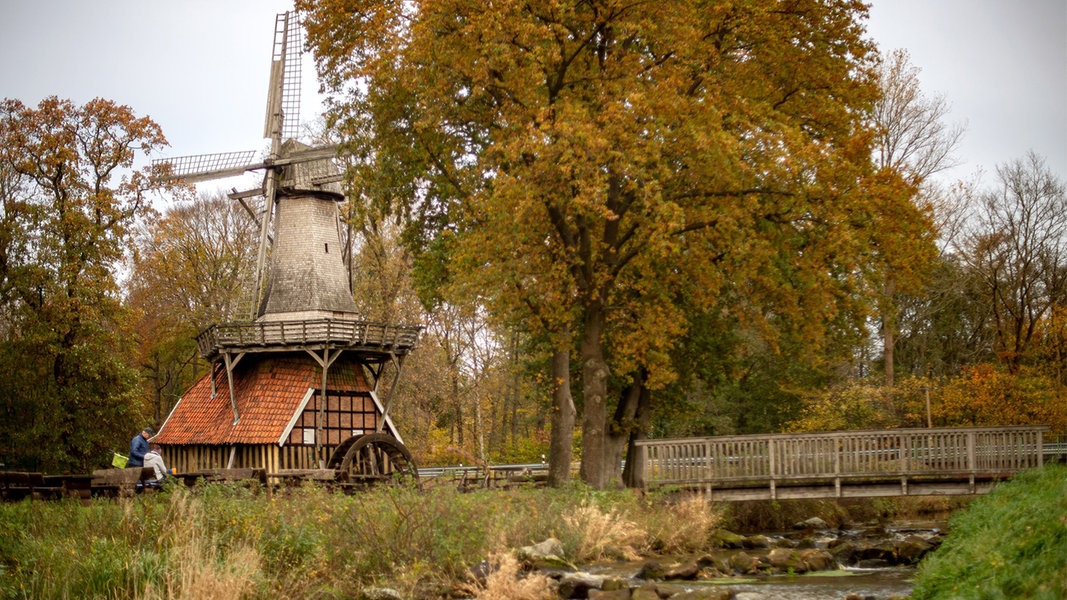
[967,431,976,494]
[704,440,712,496]
[768,438,777,500]
[833,437,841,497]
[1037,429,1044,468]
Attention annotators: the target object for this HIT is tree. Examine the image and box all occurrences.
[128,191,260,422]
[871,49,963,387]
[300,0,904,487]
[964,153,1067,374]
[0,97,172,472]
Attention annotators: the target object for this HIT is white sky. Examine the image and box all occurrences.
[2,0,1065,193]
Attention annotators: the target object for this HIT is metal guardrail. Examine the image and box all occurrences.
[196,318,422,360]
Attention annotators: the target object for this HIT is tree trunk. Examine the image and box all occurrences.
[547,344,575,487]
[605,368,646,486]
[622,380,651,488]
[883,277,896,388]
[451,365,463,445]
[578,307,610,488]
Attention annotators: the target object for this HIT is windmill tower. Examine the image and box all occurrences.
[151,11,422,483]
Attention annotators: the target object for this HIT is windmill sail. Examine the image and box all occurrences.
[264,11,303,142]
[153,150,259,184]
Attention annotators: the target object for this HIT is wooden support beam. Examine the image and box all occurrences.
[222,352,246,424]
[305,347,343,468]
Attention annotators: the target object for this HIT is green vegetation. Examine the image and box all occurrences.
[911,464,1067,599]
[0,483,722,599]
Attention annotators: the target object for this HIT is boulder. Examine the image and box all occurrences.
[712,529,746,549]
[828,540,858,564]
[767,548,794,570]
[588,590,631,600]
[557,572,608,599]
[895,535,934,565]
[728,551,762,575]
[516,538,577,571]
[793,516,830,530]
[663,561,701,581]
[696,554,729,576]
[636,560,668,581]
[799,548,834,571]
[630,584,660,600]
[857,541,898,564]
[653,583,688,597]
[742,534,772,549]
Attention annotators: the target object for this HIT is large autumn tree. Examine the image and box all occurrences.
[300,0,915,487]
[0,97,173,472]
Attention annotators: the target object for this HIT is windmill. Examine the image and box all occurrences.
[152,11,422,483]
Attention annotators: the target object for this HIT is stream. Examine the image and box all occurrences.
[576,521,945,599]
[669,568,914,599]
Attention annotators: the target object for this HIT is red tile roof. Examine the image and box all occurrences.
[154,354,370,445]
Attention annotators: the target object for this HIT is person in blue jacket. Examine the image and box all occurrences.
[128,426,153,467]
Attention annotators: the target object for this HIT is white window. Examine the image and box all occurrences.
[302,428,315,445]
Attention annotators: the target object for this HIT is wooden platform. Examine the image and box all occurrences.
[196,318,422,361]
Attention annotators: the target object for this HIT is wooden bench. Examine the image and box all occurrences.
[91,467,156,496]
[0,471,63,501]
[177,468,268,486]
[272,468,339,485]
[44,474,92,503]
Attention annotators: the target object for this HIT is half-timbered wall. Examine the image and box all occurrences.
[287,390,380,446]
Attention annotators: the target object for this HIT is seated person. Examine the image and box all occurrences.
[143,444,171,481]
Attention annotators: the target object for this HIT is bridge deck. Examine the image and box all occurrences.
[634,425,1048,501]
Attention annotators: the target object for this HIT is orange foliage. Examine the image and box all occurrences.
[936,364,1065,432]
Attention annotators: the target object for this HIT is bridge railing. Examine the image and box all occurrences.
[634,425,1047,489]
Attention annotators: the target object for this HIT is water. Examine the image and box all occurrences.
[693,568,915,599]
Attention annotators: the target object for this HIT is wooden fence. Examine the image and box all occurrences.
[634,426,1047,500]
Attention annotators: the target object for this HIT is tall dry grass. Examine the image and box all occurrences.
[562,499,647,561]
[645,493,721,554]
[460,553,556,600]
[138,488,262,600]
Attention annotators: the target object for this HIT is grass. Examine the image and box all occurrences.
[0,482,724,599]
[910,463,1067,600]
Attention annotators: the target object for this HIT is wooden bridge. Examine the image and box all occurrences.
[633,426,1050,501]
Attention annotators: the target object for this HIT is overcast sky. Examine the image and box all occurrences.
[2,0,1065,193]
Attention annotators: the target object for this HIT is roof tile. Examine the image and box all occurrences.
[155,355,371,445]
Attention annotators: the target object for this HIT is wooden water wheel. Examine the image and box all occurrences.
[328,433,419,486]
